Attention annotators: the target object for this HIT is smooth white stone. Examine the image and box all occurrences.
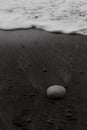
[47,85,66,99]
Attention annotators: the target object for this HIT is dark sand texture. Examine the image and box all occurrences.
[0,29,87,130]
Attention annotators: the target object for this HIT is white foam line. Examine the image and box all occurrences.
[0,20,87,35]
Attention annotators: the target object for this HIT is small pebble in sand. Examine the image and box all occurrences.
[25,118,32,123]
[65,112,72,118]
[42,68,48,72]
[47,85,66,99]
[47,119,54,124]
[30,93,35,97]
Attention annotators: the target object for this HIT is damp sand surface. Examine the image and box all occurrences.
[0,29,87,129]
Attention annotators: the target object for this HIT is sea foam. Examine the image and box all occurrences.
[0,0,87,35]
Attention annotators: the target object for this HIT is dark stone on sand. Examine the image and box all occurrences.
[30,93,35,97]
[65,112,72,118]
[24,118,32,123]
[42,68,48,72]
[47,119,54,124]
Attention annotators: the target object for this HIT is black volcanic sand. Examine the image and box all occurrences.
[0,29,87,130]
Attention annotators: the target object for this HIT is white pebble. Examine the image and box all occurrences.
[47,85,66,99]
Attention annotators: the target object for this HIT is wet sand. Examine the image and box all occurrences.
[0,29,87,130]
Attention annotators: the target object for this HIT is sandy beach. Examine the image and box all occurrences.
[0,29,87,130]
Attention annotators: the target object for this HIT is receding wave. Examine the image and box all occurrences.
[0,0,87,35]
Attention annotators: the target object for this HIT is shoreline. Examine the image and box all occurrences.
[0,27,86,36]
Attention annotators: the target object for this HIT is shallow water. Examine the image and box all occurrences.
[0,0,87,35]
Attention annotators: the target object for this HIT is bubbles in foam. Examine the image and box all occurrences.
[0,0,87,35]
